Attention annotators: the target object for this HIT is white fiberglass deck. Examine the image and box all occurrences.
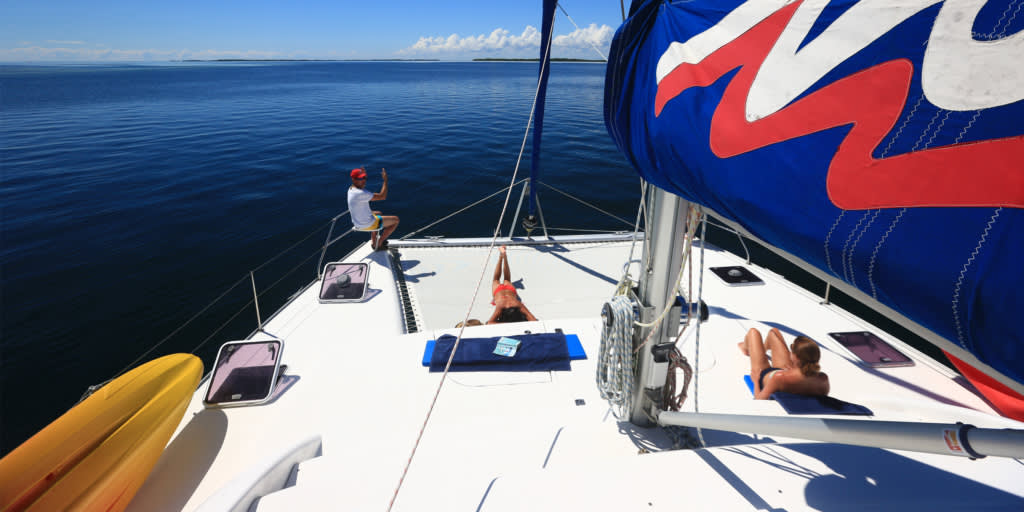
[127,235,1024,511]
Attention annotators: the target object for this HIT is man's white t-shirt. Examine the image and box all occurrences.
[347,187,376,229]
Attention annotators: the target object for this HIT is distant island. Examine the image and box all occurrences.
[473,58,606,63]
[173,58,605,63]
[179,59,441,62]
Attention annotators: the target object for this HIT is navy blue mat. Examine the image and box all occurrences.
[428,333,571,372]
[771,392,873,415]
[744,375,872,415]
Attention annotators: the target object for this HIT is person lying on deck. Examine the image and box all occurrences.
[487,246,537,324]
[739,328,830,400]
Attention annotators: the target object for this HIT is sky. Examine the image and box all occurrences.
[0,1,627,62]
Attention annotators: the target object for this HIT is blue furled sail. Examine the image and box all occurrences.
[528,0,558,220]
[605,1,1024,390]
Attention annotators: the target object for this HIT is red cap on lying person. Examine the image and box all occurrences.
[350,168,367,179]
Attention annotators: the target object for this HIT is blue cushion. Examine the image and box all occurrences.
[426,333,573,372]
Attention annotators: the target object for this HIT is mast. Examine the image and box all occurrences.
[629,185,689,425]
[522,0,557,236]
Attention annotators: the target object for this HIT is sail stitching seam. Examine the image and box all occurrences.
[840,211,871,283]
[879,94,925,158]
[951,207,1002,349]
[846,209,881,289]
[828,86,925,281]
[945,111,988,347]
[823,211,845,275]
[867,208,905,299]
[860,99,947,298]
[922,110,952,150]
[990,0,1022,39]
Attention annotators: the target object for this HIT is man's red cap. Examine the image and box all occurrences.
[350,168,367,179]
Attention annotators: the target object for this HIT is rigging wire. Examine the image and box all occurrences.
[557,2,610,61]
[538,181,636,228]
[614,178,649,298]
[400,179,528,240]
[387,6,560,509]
[97,215,340,388]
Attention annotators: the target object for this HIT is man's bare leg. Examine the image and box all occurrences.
[377,216,399,248]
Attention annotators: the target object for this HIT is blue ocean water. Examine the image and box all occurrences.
[0,61,640,452]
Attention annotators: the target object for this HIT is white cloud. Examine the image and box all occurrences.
[553,24,613,50]
[45,40,85,45]
[399,24,613,59]
[402,26,542,55]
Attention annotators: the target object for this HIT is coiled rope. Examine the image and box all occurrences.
[598,205,702,419]
[597,295,637,419]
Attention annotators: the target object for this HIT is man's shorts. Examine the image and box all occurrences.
[357,215,382,231]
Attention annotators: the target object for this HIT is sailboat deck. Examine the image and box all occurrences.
[128,235,1024,511]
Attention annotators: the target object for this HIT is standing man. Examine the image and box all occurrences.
[347,167,399,251]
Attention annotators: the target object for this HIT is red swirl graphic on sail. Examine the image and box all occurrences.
[654,2,1024,210]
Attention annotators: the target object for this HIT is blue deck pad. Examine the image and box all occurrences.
[426,333,574,372]
[423,333,586,367]
[744,375,871,415]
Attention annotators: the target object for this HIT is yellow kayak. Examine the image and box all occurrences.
[0,353,203,512]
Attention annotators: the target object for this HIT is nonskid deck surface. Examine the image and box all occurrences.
[127,236,1024,511]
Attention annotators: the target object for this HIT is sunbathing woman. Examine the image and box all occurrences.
[738,328,829,399]
[487,246,537,324]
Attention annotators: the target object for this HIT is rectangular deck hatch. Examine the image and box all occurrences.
[829,331,913,368]
[319,262,369,302]
[205,339,284,407]
[710,266,763,286]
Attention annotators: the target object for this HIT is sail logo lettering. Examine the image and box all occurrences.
[654,0,1024,210]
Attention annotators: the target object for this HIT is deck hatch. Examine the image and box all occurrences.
[829,331,914,368]
[710,266,764,286]
[204,339,284,407]
[319,262,369,303]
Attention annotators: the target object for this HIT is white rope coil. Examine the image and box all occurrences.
[597,295,637,420]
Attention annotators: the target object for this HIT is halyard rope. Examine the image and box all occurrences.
[599,205,700,419]
[386,5,559,509]
[691,209,708,447]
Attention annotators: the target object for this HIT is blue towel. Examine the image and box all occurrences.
[428,333,571,372]
[743,375,872,415]
[423,334,586,366]
[771,392,873,415]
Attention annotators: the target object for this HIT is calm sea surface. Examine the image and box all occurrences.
[0,61,643,452]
